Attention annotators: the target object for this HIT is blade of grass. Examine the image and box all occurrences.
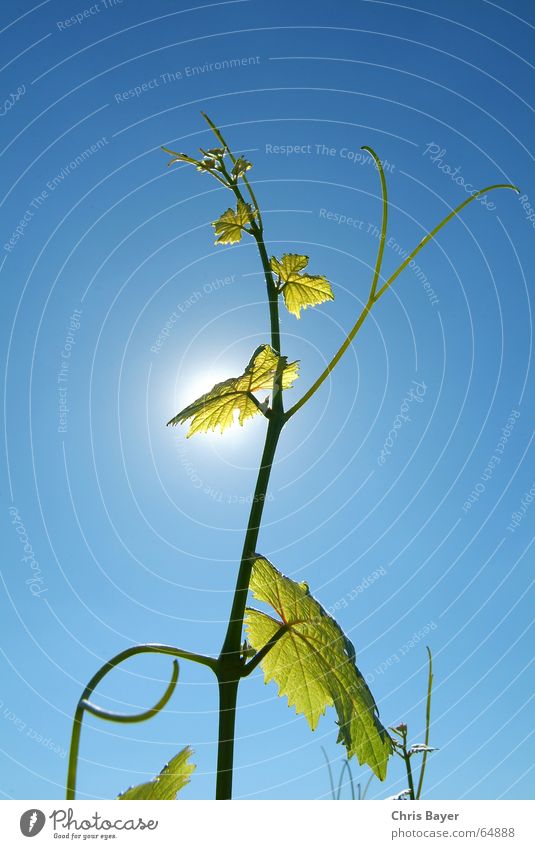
[415,647,434,800]
[321,746,336,800]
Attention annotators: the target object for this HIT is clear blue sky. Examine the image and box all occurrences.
[1,0,533,801]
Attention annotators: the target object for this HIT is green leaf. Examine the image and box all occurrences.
[270,253,334,318]
[167,345,299,437]
[245,556,393,779]
[117,746,195,800]
[212,199,253,244]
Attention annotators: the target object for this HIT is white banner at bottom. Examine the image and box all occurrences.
[2,800,532,848]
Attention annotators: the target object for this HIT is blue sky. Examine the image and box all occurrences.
[1,0,534,801]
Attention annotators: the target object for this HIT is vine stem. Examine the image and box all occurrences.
[201,117,286,798]
[403,746,416,801]
[215,411,284,800]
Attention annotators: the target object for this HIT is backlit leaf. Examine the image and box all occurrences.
[117,746,195,800]
[245,556,393,779]
[212,199,253,244]
[167,345,299,437]
[270,253,334,318]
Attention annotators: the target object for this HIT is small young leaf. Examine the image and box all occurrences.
[270,253,334,318]
[205,146,227,158]
[231,157,252,181]
[212,199,254,244]
[245,556,393,780]
[167,345,299,437]
[117,746,195,800]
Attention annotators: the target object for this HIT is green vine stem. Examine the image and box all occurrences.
[66,643,217,799]
[402,736,416,801]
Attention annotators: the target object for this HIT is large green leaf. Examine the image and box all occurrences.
[245,556,393,779]
[117,746,195,800]
[167,345,299,437]
[270,253,334,318]
[212,199,254,244]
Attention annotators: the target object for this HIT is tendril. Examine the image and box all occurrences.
[66,643,217,799]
